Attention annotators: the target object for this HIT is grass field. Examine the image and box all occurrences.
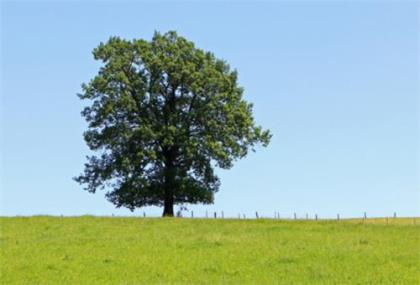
[1,217,419,284]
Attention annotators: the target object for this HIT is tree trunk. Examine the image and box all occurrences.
[162,147,176,217]
[162,196,174,217]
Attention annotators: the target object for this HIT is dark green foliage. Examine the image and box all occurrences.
[75,31,271,216]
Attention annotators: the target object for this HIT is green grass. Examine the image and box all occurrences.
[1,217,419,284]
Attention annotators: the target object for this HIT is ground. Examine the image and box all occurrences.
[1,217,419,284]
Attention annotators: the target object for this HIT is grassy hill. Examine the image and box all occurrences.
[1,216,419,284]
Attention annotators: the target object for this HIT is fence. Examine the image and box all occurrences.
[119,211,417,224]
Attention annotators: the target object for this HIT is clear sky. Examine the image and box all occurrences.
[1,1,418,218]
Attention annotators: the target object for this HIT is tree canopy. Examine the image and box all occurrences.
[75,31,271,216]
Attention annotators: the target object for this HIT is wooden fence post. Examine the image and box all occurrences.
[191,211,194,218]
[256,212,259,219]
[214,212,217,219]
[143,212,146,218]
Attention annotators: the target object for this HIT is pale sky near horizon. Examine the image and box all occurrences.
[1,1,419,218]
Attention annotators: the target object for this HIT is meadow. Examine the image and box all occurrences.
[1,216,419,284]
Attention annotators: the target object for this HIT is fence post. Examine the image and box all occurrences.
[256,212,259,219]
[315,214,318,221]
[393,212,397,219]
[221,211,224,219]
[364,212,367,220]
[143,212,146,218]
[294,213,297,220]
[337,214,340,221]
[214,212,217,219]
[306,213,308,220]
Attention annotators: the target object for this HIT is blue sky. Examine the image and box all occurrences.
[1,1,418,218]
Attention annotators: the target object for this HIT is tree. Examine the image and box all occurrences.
[75,31,271,216]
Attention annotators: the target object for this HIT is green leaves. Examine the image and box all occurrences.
[75,31,271,212]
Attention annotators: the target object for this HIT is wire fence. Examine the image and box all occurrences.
[111,210,418,224]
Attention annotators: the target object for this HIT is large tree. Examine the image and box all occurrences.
[75,31,271,216]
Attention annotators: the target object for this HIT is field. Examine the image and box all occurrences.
[1,217,419,284]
